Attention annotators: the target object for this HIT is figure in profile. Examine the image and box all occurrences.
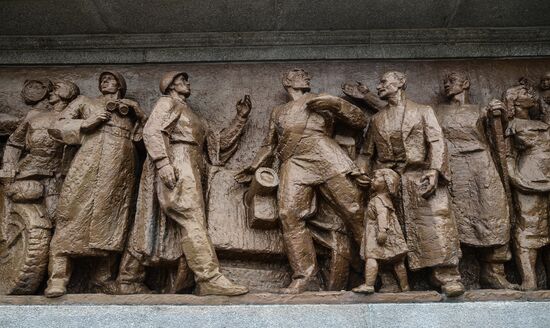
[236,68,369,294]
[118,71,251,296]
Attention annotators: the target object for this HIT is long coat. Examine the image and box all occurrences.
[437,104,510,247]
[49,95,142,255]
[363,98,461,270]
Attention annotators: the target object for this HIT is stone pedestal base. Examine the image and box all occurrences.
[0,292,549,327]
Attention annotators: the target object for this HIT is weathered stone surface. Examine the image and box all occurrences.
[0,301,549,328]
[1,27,549,64]
[462,289,524,302]
[1,0,549,35]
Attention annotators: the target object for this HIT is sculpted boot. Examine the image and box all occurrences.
[279,277,311,294]
[480,262,519,290]
[44,253,70,298]
[441,281,465,297]
[118,282,152,295]
[196,274,249,296]
[44,279,67,298]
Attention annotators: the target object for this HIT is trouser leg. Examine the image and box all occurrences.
[514,244,538,291]
[278,172,317,282]
[117,251,146,284]
[45,251,72,297]
[175,213,222,282]
[324,250,350,291]
[48,252,72,286]
[319,173,365,247]
[393,257,410,292]
[91,253,116,285]
[431,265,464,296]
[479,244,517,289]
[431,265,461,286]
[364,258,379,287]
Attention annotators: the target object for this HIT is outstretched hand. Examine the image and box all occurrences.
[342,81,370,100]
[234,166,255,184]
[236,95,252,117]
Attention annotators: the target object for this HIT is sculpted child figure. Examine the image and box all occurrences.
[353,168,409,294]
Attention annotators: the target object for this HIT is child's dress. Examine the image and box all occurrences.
[361,194,408,261]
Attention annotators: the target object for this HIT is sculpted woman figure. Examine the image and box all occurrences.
[497,83,550,290]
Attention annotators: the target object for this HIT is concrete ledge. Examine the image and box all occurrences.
[0,290,549,305]
[1,27,549,64]
[0,301,549,328]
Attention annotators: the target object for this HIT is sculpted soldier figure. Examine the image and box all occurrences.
[2,80,79,218]
[44,71,146,297]
[362,71,464,296]
[117,71,250,296]
[436,72,516,289]
[0,79,79,294]
[236,68,369,293]
[495,83,550,290]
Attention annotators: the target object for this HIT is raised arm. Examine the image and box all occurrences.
[234,105,278,183]
[342,81,386,112]
[306,94,368,129]
[206,96,251,166]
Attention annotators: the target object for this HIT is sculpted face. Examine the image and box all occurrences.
[371,171,386,194]
[540,72,550,91]
[443,73,468,98]
[171,74,191,97]
[100,74,120,95]
[287,70,311,91]
[48,82,71,104]
[515,87,537,110]
[377,73,403,99]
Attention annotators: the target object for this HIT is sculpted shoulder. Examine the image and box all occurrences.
[155,95,177,107]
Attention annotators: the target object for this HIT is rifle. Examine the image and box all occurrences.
[487,106,515,226]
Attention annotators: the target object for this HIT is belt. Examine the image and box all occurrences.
[29,147,63,157]
[101,124,131,139]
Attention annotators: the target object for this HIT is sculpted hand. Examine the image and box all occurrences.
[158,164,177,189]
[118,99,139,109]
[234,166,255,184]
[420,169,438,199]
[350,171,371,188]
[236,95,252,117]
[342,81,370,100]
[306,95,340,112]
[376,231,387,245]
[82,111,111,131]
